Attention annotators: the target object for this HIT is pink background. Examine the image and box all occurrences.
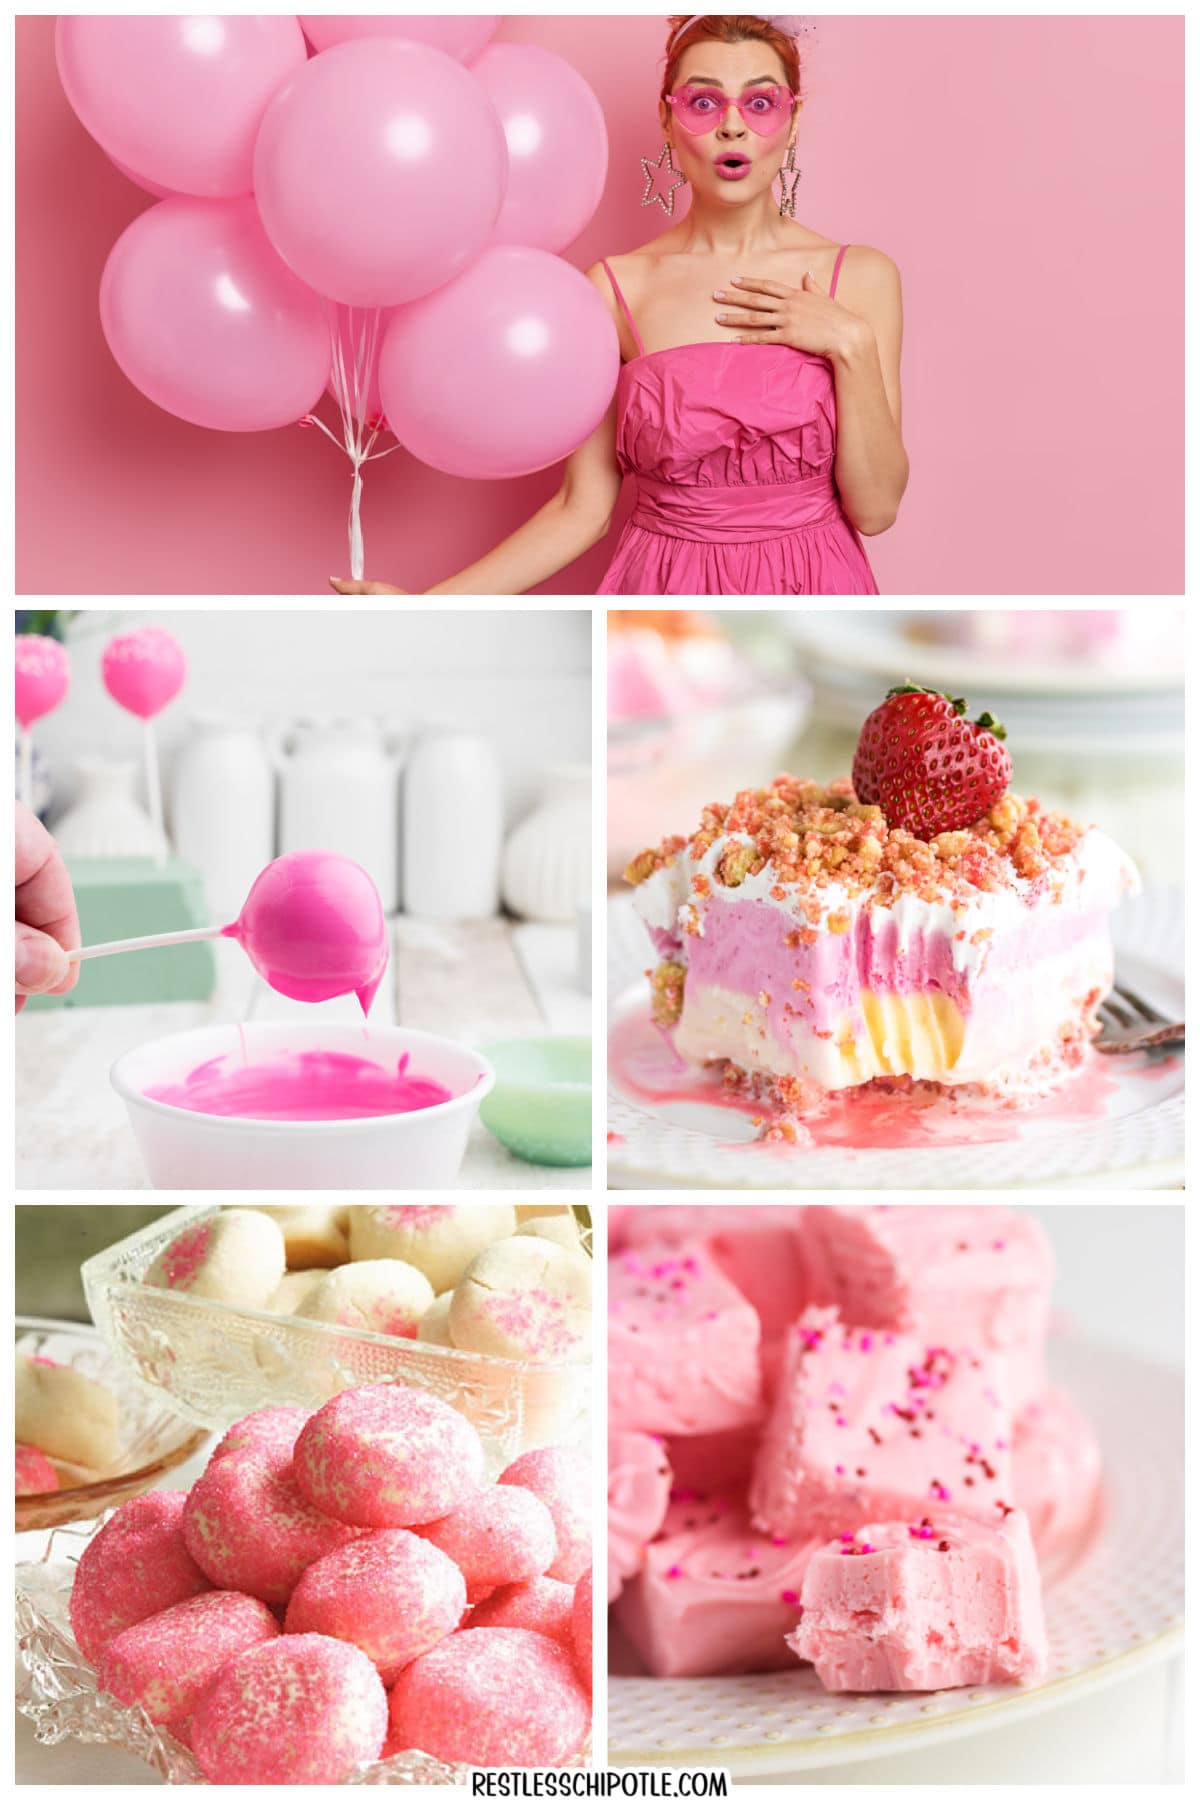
[16,13,1184,595]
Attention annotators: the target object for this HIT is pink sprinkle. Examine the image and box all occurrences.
[859,1333,873,1352]
[860,1542,874,1554]
[930,1480,951,1502]
[992,1239,1006,1251]
[770,1535,789,1547]
[884,1333,895,1345]
[780,1588,800,1604]
[834,1464,845,1476]
[839,1532,854,1542]
[835,1416,847,1428]
[666,1565,683,1580]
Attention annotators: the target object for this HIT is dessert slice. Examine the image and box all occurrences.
[608,1431,672,1602]
[788,1511,1047,1691]
[751,1306,1015,1542]
[803,1207,1053,1409]
[625,688,1136,1106]
[616,1487,822,1677]
[1012,1387,1103,1561]
[609,1241,762,1437]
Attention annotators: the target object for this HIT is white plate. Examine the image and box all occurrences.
[606,888,1184,1190]
[608,1337,1182,1773]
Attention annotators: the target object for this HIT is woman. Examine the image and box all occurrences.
[334,14,907,597]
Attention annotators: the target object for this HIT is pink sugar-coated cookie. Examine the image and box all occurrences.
[293,1384,487,1528]
[192,1632,388,1784]
[571,1569,592,1690]
[284,1530,466,1684]
[387,1627,590,1768]
[70,1490,212,1666]
[15,634,70,728]
[417,1485,557,1603]
[143,1208,287,1313]
[101,626,186,720]
[466,1576,575,1650]
[16,1443,59,1497]
[499,1445,590,1583]
[210,1406,311,1464]
[183,1450,362,1605]
[99,1589,280,1747]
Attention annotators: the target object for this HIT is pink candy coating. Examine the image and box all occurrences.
[418,1485,557,1602]
[192,1633,388,1784]
[226,850,389,1016]
[101,626,186,720]
[293,1384,487,1528]
[571,1569,592,1690]
[467,1576,576,1650]
[211,1406,311,1464]
[183,1450,362,1604]
[500,1445,591,1583]
[387,1626,590,1768]
[284,1530,466,1684]
[69,1490,212,1665]
[99,1589,280,1746]
[15,634,70,728]
[16,1443,59,1497]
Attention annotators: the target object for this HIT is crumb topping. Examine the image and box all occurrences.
[625,776,1087,906]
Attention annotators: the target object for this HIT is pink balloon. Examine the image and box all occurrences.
[55,15,307,198]
[299,16,497,63]
[473,45,609,253]
[253,38,508,307]
[380,246,620,480]
[15,636,70,729]
[326,305,396,425]
[100,198,331,433]
[102,628,187,722]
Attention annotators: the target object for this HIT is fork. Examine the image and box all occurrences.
[1095,984,1184,1055]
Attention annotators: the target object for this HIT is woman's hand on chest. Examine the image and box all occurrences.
[713,268,871,361]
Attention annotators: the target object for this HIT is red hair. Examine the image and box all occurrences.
[662,15,803,102]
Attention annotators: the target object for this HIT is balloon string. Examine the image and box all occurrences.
[311,302,392,580]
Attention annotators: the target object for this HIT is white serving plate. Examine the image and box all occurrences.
[608,1337,1182,1774]
[606,887,1183,1190]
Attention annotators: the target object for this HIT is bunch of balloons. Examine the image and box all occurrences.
[56,15,619,575]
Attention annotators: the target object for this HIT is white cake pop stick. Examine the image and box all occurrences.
[18,725,33,812]
[143,718,166,867]
[68,923,225,963]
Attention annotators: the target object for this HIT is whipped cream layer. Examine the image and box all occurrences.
[633,813,1136,1094]
[788,1510,1047,1691]
[751,1306,1015,1542]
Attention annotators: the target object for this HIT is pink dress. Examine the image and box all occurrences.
[597,247,878,596]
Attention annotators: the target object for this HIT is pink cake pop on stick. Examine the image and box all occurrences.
[66,850,389,1018]
[15,635,70,810]
[101,626,186,864]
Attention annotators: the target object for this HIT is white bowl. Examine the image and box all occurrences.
[110,1021,495,1190]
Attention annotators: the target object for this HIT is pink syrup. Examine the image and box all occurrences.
[143,1049,457,1122]
[609,1010,1123,1151]
[224,850,389,1017]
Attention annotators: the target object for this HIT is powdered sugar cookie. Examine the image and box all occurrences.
[416,1290,455,1346]
[349,1204,516,1293]
[284,1529,466,1683]
[192,1633,387,1784]
[388,1626,589,1766]
[516,1215,586,1255]
[265,1270,325,1314]
[16,1355,119,1470]
[16,1443,59,1497]
[99,1589,279,1746]
[144,1208,285,1311]
[294,1259,435,1339]
[450,1237,591,1364]
[418,1485,557,1601]
[467,1576,575,1649]
[249,1205,348,1269]
[70,1490,212,1664]
[293,1383,487,1528]
[183,1449,361,1604]
[500,1445,590,1583]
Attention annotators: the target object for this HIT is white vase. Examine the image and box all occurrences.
[272,719,401,913]
[172,714,275,919]
[52,758,169,860]
[501,765,591,923]
[403,727,502,921]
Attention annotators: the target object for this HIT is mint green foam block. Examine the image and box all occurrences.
[26,857,217,1010]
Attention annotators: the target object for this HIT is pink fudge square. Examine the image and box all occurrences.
[789,1510,1047,1691]
[608,1242,762,1437]
[616,1487,821,1677]
[751,1307,1015,1540]
[1012,1387,1103,1563]
[608,1431,672,1603]
[803,1206,1053,1409]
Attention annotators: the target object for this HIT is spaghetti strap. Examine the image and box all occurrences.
[829,243,850,298]
[600,257,647,359]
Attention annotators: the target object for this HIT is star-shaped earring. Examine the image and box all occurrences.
[641,141,688,216]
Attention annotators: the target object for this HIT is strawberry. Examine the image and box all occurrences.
[852,683,1012,838]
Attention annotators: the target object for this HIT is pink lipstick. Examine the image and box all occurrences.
[715,153,751,181]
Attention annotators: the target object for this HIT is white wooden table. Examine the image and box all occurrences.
[16,919,592,1191]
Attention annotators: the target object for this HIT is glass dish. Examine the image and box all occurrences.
[81,1207,590,1466]
[15,1317,208,1533]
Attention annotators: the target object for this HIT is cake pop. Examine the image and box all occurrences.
[14,635,70,809]
[101,626,186,860]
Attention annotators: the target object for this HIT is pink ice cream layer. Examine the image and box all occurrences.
[608,1432,672,1603]
[616,1486,821,1678]
[750,1306,1015,1542]
[143,1049,456,1121]
[788,1511,1047,1691]
[803,1207,1053,1411]
[609,1242,763,1438]
[1012,1387,1103,1562]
